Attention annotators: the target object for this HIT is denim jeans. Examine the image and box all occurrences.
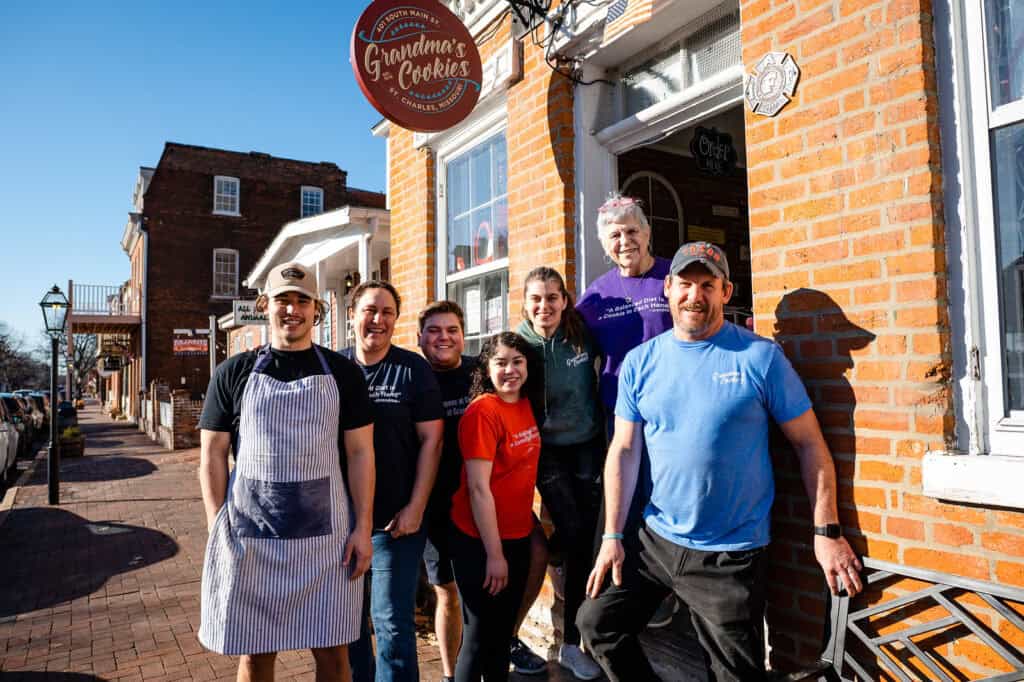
[535,434,604,645]
[577,524,767,682]
[350,529,428,682]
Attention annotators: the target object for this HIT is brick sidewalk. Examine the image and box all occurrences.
[0,402,578,682]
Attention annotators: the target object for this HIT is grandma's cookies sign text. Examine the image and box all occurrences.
[351,0,482,132]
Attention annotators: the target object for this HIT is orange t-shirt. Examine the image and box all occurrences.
[450,393,541,540]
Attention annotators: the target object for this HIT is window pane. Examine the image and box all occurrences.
[493,137,508,196]
[449,158,470,218]
[483,271,507,335]
[450,215,471,273]
[624,45,683,117]
[470,205,494,268]
[991,121,1024,412]
[471,144,492,207]
[986,0,1024,108]
[492,197,508,262]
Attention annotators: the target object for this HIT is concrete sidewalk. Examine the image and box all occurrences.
[0,402,580,681]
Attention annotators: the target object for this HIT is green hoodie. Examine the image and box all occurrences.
[516,319,603,446]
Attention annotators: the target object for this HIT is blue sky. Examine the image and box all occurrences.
[0,1,386,348]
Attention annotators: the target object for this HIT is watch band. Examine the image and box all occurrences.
[813,523,842,539]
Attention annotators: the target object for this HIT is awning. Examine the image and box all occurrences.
[292,234,362,268]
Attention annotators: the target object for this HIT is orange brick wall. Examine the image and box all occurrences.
[387,14,576,346]
[741,0,1024,674]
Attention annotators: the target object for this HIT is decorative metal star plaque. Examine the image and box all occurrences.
[745,52,800,117]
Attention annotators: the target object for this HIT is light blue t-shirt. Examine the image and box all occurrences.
[615,322,812,551]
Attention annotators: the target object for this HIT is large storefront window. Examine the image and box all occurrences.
[443,132,509,355]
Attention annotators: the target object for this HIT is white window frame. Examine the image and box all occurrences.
[212,248,239,299]
[435,106,510,349]
[963,0,1024,455]
[213,176,240,216]
[923,0,1024,509]
[301,185,324,218]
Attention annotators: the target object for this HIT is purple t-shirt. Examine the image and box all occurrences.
[577,257,673,411]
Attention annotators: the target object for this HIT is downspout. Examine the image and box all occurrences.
[141,218,149,392]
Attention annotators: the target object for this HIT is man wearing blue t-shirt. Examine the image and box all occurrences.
[577,242,862,682]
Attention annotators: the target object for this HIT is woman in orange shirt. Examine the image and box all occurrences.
[449,332,543,682]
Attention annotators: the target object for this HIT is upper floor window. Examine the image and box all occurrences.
[213,249,239,298]
[214,176,240,215]
[301,186,324,218]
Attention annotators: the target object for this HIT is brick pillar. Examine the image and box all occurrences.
[740,0,954,669]
[389,129,436,348]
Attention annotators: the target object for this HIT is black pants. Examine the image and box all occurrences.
[450,526,531,682]
[577,524,767,682]
[535,434,604,645]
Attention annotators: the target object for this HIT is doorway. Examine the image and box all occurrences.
[617,105,752,322]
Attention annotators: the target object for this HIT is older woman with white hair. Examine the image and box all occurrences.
[577,193,673,428]
[576,194,677,629]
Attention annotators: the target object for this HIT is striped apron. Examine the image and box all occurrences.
[199,344,362,655]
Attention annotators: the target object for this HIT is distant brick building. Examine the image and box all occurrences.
[378,0,1024,675]
[114,142,385,418]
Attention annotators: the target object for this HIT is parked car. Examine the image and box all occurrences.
[56,401,78,430]
[0,400,18,480]
[0,394,31,458]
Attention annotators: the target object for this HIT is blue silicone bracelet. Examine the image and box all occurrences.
[602,533,624,540]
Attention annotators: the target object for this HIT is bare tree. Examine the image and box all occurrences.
[0,323,48,390]
[34,332,99,398]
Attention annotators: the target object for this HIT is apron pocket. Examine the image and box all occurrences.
[230,475,333,539]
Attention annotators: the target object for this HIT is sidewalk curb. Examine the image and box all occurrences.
[0,448,47,531]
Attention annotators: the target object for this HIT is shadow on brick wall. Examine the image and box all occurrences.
[766,288,875,670]
[0,507,178,618]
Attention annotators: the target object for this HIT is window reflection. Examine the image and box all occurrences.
[986,0,1024,108]
[446,135,509,274]
[991,121,1024,411]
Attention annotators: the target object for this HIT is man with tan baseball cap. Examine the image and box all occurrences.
[197,258,377,681]
[263,261,319,300]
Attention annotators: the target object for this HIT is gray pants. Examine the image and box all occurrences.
[577,524,767,682]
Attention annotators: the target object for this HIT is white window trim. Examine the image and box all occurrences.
[962,0,1024,454]
[434,104,509,302]
[213,175,241,216]
[922,0,1024,509]
[301,185,324,218]
[212,248,239,300]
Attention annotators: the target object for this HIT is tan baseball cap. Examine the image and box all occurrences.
[264,261,318,299]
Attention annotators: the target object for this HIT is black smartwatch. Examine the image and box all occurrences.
[813,524,842,539]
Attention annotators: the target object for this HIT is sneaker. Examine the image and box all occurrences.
[647,596,679,629]
[509,637,546,675]
[558,644,602,680]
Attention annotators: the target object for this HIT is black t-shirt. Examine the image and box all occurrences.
[428,356,478,515]
[342,345,444,529]
[199,345,375,458]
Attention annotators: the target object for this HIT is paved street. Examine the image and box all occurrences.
[0,402,586,681]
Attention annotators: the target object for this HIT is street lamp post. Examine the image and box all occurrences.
[39,285,69,505]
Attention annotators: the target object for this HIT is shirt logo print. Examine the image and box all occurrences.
[713,371,743,385]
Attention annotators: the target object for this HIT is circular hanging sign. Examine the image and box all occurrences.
[351,0,483,133]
